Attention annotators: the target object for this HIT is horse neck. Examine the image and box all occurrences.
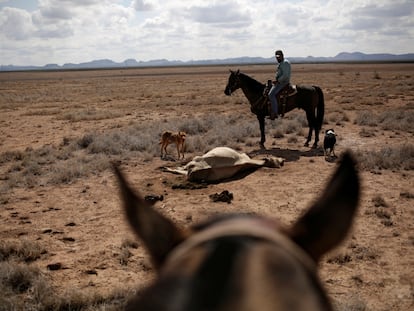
[238,74,265,104]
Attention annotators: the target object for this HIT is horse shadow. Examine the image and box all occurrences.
[248,146,324,163]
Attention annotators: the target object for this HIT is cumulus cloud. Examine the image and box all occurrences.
[132,0,154,11]
[0,7,33,40]
[187,3,251,27]
[342,0,414,38]
[352,1,413,18]
[0,0,412,66]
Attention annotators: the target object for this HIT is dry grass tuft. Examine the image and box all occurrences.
[0,261,130,310]
[0,239,130,310]
[59,108,123,122]
[355,144,414,171]
[354,109,414,133]
[0,239,46,263]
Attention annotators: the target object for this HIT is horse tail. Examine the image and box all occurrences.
[314,86,325,131]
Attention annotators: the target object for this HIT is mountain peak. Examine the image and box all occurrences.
[1,52,413,71]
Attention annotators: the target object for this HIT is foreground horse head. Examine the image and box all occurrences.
[114,152,359,311]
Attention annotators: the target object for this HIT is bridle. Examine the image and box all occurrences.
[226,71,267,109]
[225,71,242,96]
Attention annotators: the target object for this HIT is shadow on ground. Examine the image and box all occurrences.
[249,146,324,162]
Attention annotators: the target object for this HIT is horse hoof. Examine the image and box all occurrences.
[312,144,318,149]
[304,142,309,147]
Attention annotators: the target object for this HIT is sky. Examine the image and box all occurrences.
[0,0,413,66]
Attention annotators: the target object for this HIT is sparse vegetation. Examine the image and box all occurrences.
[373,71,381,79]
[1,63,413,311]
[0,239,131,310]
[354,109,414,133]
[0,112,313,191]
[355,144,414,170]
[0,239,46,262]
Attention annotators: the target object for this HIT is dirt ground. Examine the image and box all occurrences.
[0,63,413,310]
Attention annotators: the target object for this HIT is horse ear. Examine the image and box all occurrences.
[288,152,360,262]
[236,69,240,74]
[114,165,187,269]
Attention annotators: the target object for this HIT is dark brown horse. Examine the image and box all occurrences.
[224,70,325,148]
[114,152,360,311]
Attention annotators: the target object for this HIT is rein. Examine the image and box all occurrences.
[237,73,268,111]
[162,217,316,274]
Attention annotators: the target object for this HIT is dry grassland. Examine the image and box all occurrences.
[0,63,413,310]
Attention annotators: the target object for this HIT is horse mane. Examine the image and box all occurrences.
[238,72,265,93]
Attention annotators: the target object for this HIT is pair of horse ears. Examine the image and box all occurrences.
[229,69,240,75]
[114,152,360,268]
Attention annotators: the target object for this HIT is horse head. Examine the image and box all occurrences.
[224,69,241,96]
[114,151,360,311]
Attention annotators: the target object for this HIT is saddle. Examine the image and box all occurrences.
[264,81,297,117]
[277,83,297,99]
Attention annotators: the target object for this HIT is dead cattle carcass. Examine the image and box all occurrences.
[164,147,284,182]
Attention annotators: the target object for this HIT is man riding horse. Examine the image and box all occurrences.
[224,67,324,148]
[268,50,291,120]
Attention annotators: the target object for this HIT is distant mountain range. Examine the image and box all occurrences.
[1,52,413,71]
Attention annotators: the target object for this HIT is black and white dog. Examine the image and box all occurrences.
[324,129,337,158]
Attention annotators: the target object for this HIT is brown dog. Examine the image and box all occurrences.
[160,131,186,159]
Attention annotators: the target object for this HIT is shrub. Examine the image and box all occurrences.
[0,260,130,310]
[0,239,45,262]
[356,144,414,171]
[355,109,414,133]
[354,111,377,127]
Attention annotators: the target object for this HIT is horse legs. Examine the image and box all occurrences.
[304,127,313,147]
[313,128,320,148]
[304,108,320,148]
[258,115,266,147]
[305,127,319,148]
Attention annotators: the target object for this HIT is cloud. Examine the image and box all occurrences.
[0,0,413,66]
[353,1,413,18]
[132,0,154,11]
[343,1,414,32]
[187,3,252,27]
[0,7,33,40]
[38,5,72,21]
